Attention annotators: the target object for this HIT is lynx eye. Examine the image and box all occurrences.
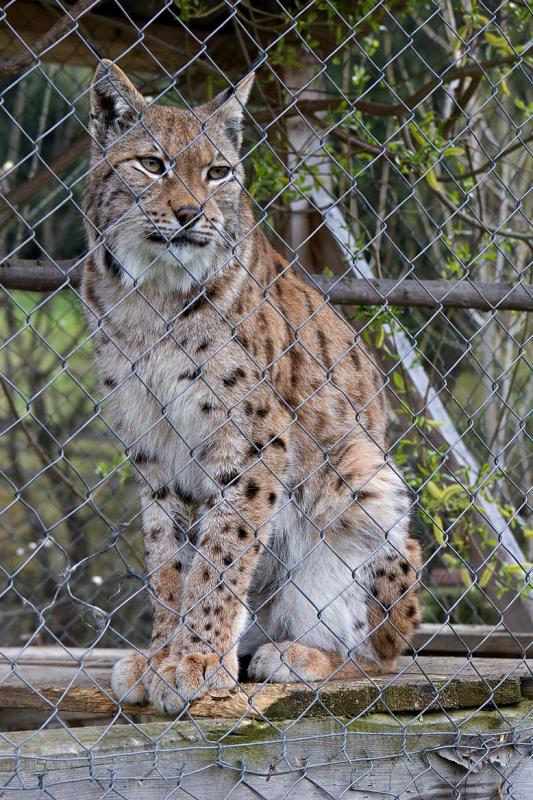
[207,165,231,181]
[139,156,165,174]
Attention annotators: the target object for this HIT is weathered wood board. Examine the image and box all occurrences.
[414,623,533,657]
[1,705,532,799]
[1,648,533,798]
[0,647,531,722]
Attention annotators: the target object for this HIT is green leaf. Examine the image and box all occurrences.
[410,125,427,146]
[425,168,441,191]
[479,567,493,588]
[442,484,465,502]
[392,372,405,392]
[426,481,444,501]
[443,146,465,157]
[484,32,515,55]
[460,567,472,588]
[432,515,444,545]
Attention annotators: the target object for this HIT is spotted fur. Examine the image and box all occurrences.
[83,61,421,715]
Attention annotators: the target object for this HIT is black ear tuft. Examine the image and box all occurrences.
[225,120,242,150]
[97,91,119,129]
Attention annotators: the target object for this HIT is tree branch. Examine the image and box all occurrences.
[254,56,527,122]
[0,376,87,503]
[440,133,533,181]
[314,121,395,158]
[0,0,99,81]
[432,187,533,243]
[0,134,87,225]
[1,256,531,311]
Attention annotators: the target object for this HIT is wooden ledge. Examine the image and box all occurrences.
[414,623,533,657]
[3,705,533,800]
[1,647,531,721]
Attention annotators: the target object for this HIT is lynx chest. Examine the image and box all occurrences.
[94,315,217,494]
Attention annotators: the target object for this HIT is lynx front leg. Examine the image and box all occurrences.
[112,471,189,704]
[149,460,284,714]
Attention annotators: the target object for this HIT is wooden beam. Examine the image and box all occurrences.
[2,625,528,671]
[0,1,234,78]
[0,0,96,81]
[0,648,528,720]
[413,623,533,657]
[1,256,531,311]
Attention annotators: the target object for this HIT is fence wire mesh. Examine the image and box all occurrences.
[0,0,532,798]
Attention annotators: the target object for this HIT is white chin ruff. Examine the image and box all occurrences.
[114,236,217,293]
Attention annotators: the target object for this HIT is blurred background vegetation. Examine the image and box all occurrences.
[0,0,531,649]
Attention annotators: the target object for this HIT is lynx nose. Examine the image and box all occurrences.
[175,205,202,228]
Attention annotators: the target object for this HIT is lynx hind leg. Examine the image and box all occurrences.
[248,641,394,683]
[366,537,422,666]
[249,641,339,683]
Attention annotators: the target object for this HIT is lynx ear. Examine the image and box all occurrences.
[199,72,255,150]
[90,60,146,143]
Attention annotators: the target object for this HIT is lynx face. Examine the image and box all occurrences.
[86,61,254,292]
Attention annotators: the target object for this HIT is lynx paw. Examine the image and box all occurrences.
[111,651,149,704]
[249,642,335,683]
[149,653,237,715]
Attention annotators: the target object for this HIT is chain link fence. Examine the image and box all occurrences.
[0,1,532,797]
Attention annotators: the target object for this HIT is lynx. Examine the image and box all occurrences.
[83,60,421,715]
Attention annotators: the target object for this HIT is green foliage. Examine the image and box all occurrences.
[1,0,530,642]
[393,382,532,605]
[172,0,208,20]
[95,453,130,488]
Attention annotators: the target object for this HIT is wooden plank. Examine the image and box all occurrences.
[0,646,120,668]
[2,256,532,311]
[0,648,529,720]
[413,623,533,657]
[1,704,533,799]
[5,624,532,665]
